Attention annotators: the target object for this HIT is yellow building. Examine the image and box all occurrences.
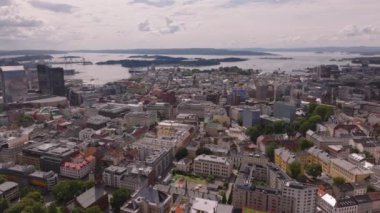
[306,146,331,175]
[330,158,372,183]
[275,147,295,172]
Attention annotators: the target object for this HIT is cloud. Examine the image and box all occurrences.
[159,17,181,34]
[138,20,151,32]
[340,25,379,37]
[0,17,42,28]
[130,0,175,7]
[0,0,12,7]
[224,0,298,7]
[29,0,75,13]
[138,17,182,35]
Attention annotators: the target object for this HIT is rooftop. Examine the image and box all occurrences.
[194,154,229,164]
[76,187,107,209]
[191,197,217,213]
[0,65,24,72]
[0,181,18,192]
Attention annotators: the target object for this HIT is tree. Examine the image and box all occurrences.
[273,121,287,134]
[5,191,47,213]
[333,177,346,185]
[111,189,131,213]
[367,185,376,192]
[312,105,333,121]
[53,180,94,204]
[0,175,6,184]
[196,147,212,156]
[305,163,322,178]
[245,125,261,142]
[299,139,314,151]
[0,198,9,213]
[47,204,59,213]
[85,206,103,213]
[265,142,277,162]
[175,147,188,161]
[220,191,226,204]
[287,161,302,179]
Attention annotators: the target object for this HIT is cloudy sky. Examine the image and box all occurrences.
[0,0,379,49]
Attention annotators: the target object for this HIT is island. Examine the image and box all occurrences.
[97,55,248,68]
[259,57,293,60]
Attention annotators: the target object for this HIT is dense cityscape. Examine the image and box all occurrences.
[0,50,379,213]
[1,0,380,212]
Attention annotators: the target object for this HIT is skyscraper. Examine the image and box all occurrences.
[0,65,28,105]
[37,65,65,96]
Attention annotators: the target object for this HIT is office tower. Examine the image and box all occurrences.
[37,65,65,96]
[0,66,28,105]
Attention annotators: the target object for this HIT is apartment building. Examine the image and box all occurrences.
[282,181,318,213]
[330,158,372,183]
[0,181,19,201]
[60,154,95,179]
[193,155,232,178]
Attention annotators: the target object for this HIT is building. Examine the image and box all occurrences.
[86,115,111,130]
[75,186,109,210]
[60,154,95,179]
[103,166,128,188]
[274,147,296,173]
[18,141,78,173]
[98,103,131,118]
[145,102,172,120]
[123,111,157,129]
[330,158,372,183]
[306,146,332,174]
[0,65,28,104]
[282,181,317,213]
[273,102,296,122]
[242,107,261,128]
[190,197,217,213]
[0,163,58,191]
[120,187,172,213]
[0,181,19,201]
[193,155,232,178]
[37,65,65,96]
[173,158,192,172]
[318,193,358,213]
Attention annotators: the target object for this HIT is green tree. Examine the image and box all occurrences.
[0,175,6,184]
[53,180,94,204]
[220,191,226,204]
[175,147,188,161]
[305,163,322,178]
[367,185,376,192]
[111,189,131,213]
[313,105,333,121]
[196,147,212,156]
[299,139,314,151]
[0,198,9,213]
[47,204,59,213]
[85,206,103,213]
[273,121,287,134]
[245,125,261,142]
[5,191,46,213]
[265,142,277,162]
[287,161,302,179]
[333,177,346,185]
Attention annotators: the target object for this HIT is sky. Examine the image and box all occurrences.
[0,0,380,49]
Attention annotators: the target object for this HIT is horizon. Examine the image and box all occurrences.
[1,0,379,49]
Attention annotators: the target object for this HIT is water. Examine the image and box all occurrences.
[51,51,365,85]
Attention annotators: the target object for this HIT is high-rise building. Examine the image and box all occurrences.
[37,65,65,96]
[0,66,28,105]
[273,101,296,122]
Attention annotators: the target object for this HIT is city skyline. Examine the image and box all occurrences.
[1,0,380,50]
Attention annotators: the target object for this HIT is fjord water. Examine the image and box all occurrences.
[53,51,362,85]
